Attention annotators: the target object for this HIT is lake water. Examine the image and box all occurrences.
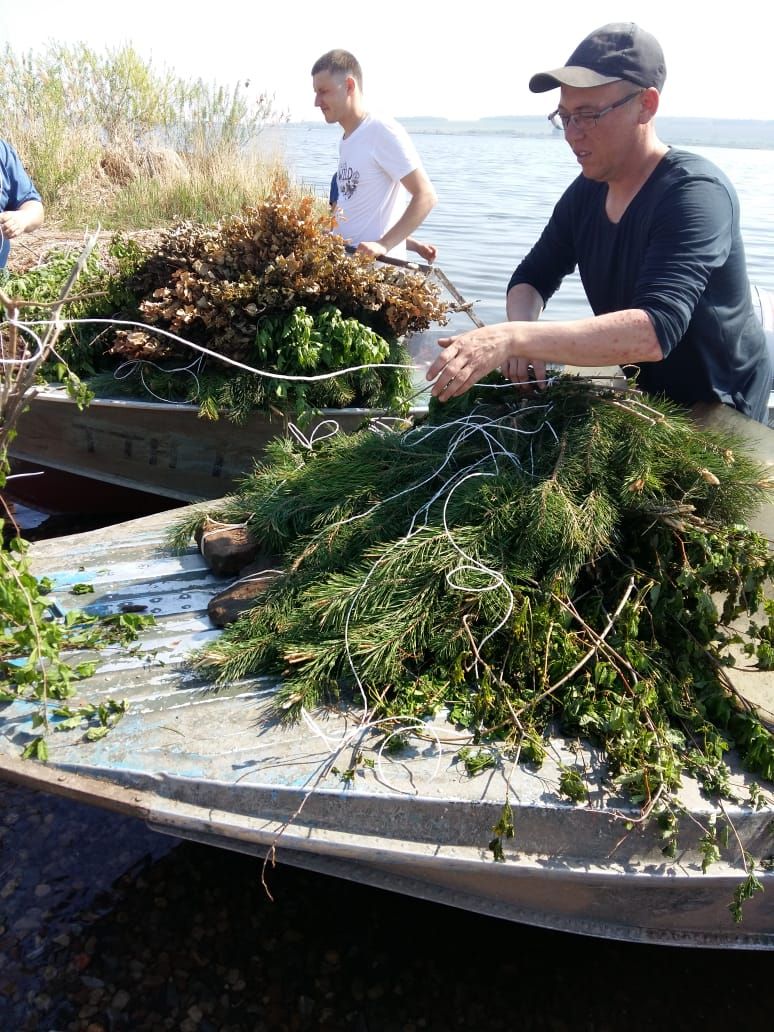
[260,119,774,329]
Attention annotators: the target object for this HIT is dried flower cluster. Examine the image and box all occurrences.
[109,193,448,362]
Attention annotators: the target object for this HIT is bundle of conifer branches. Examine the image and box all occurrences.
[176,376,774,809]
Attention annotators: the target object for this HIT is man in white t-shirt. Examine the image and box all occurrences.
[311,49,437,260]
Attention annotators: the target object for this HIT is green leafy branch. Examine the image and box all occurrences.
[0,526,153,755]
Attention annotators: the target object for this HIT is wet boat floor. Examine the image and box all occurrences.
[1,783,771,1031]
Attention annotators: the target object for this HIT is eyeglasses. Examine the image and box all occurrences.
[548,90,643,132]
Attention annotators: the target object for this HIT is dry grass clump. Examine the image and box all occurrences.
[106,150,289,229]
[100,145,188,187]
[1,41,289,229]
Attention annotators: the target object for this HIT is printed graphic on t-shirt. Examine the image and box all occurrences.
[338,165,359,200]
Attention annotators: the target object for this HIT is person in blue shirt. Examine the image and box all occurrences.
[427,23,770,423]
[0,139,44,268]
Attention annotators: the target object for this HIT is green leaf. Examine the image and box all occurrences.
[22,737,49,761]
[85,725,111,742]
[70,583,95,595]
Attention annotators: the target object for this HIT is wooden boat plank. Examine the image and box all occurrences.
[8,387,358,502]
[8,331,437,505]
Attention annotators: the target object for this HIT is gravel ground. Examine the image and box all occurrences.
[6,228,164,275]
[1,783,772,1032]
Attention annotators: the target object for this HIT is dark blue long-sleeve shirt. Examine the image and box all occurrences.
[508,148,770,422]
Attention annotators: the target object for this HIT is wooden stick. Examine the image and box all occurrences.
[430,266,486,328]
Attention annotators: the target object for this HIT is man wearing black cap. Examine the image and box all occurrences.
[427,23,771,423]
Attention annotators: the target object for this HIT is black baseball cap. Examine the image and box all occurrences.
[529,22,666,93]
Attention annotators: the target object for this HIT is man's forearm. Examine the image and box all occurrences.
[20,200,45,233]
[427,307,664,402]
[507,308,664,367]
[380,186,437,253]
[506,282,544,322]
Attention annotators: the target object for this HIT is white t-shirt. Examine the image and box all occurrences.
[334,114,423,259]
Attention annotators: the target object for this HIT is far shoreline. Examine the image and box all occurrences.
[280,115,774,150]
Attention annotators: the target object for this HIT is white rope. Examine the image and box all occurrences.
[20,315,420,383]
[112,356,204,406]
[277,398,562,777]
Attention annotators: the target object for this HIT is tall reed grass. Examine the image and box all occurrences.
[0,42,293,228]
[106,151,291,229]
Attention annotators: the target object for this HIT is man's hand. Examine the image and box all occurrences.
[0,200,44,240]
[427,326,513,401]
[357,240,387,258]
[0,210,29,240]
[409,240,437,263]
[501,356,547,388]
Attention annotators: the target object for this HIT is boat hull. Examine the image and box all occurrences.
[2,749,771,950]
[7,391,421,508]
[0,503,772,949]
[6,330,442,511]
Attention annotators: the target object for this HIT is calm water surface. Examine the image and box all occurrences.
[261,122,774,327]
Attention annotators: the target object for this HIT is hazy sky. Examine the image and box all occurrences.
[1,2,771,123]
